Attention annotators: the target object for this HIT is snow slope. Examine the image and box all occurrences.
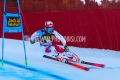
[0,38,120,80]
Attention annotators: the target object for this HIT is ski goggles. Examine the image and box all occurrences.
[46,27,54,32]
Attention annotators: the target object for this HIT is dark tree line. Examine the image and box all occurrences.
[0,0,120,14]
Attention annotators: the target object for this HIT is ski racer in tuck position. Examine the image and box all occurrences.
[30,21,80,63]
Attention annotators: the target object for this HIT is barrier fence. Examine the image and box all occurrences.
[0,0,120,51]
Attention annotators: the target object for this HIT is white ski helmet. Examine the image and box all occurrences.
[44,21,54,33]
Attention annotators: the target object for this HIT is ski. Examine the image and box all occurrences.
[43,55,89,71]
[81,60,105,68]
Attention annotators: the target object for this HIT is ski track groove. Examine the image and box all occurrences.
[0,59,120,70]
[0,59,120,80]
[0,59,69,80]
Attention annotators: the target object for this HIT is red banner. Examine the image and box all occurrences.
[0,9,120,51]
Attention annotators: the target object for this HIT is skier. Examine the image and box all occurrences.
[30,21,80,62]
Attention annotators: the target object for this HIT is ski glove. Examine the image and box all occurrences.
[30,40,35,44]
[64,46,69,52]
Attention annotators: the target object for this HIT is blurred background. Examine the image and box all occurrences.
[0,0,120,14]
[0,0,120,51]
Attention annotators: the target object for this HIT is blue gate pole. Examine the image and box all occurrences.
[2,32,5,66]
[2,0,7,66]
[3,0,6,13]
[21,26,28,66]
[18,0,28,66]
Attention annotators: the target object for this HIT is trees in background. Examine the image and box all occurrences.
[0,0,120,14]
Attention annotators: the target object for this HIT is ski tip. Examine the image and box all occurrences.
[43,55,45,57]
[83,67,90,71]
[85,68,90,71]
[101,64,105,68]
